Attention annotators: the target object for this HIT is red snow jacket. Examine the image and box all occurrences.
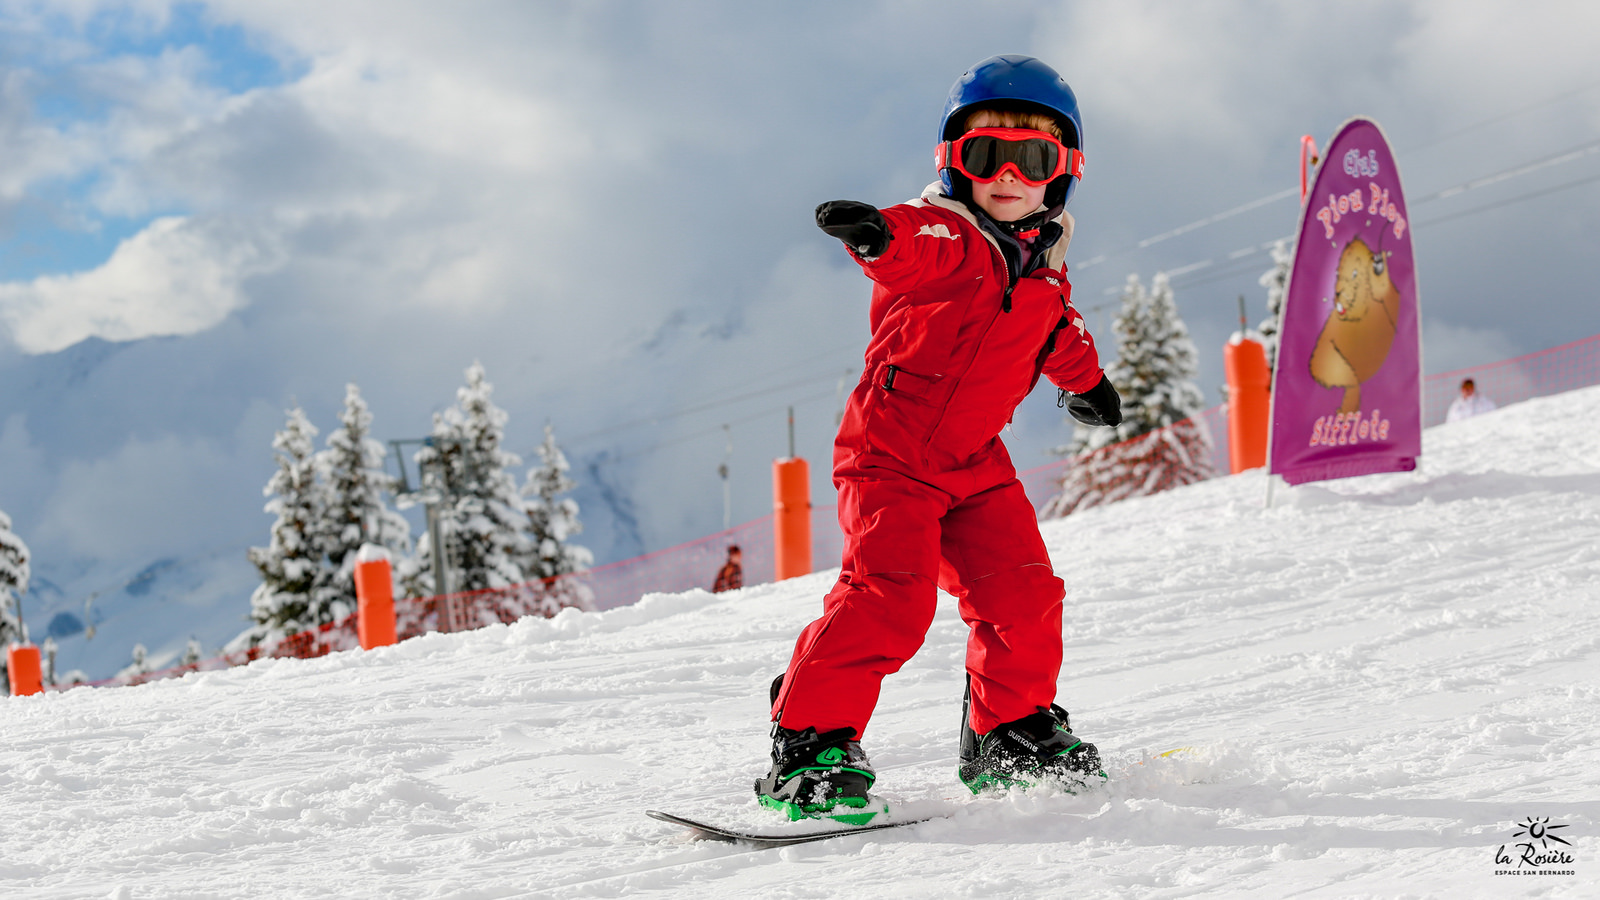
[835,185,1103,482]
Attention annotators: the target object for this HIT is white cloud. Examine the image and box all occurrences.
[0,71,101,200]
[29,397,282,561]
[1035,0,1600,161]
[0,215,281,353]
[0,20,240,213]
[0,414,50,515]
[1402,1,1600,92]
[36,430,234,559]
[1422,318,1522,375]
[292,49,580,176]
[1035,1,1408,154]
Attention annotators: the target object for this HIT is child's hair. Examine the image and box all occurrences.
[958,105,1065,142]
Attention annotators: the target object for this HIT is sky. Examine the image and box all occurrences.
[4,384,1599,896]
[1,1,1599,649]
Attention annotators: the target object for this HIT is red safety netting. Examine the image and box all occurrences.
[71,578,605,690]
[1021,404,1227,518]
[573,503,847,610]
[1422,332,1600,427]
[80,616,366,690]
[1024,331,1600,516]
[580,515,774,611]
[54,333,1600,692]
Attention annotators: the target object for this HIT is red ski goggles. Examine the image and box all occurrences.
[935,127,1084,186]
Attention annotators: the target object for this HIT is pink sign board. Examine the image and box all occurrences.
[1269,118,1421,486]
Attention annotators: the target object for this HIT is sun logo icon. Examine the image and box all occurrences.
[1513,816,1572,849]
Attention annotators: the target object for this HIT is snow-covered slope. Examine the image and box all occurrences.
[4,386,1598,899]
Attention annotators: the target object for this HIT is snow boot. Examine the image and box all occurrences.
[958,679,1104,793]
[755,723,878,823]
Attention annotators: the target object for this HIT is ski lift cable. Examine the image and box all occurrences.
[1073,188,1297,272]
[1414,169,1600,228]
[1102,130,1600,297]
[562,367,851,448]
[1072,78,1600,275]
[1168,242,1297,292]
[1133,188,1299,250]
[1139,162,1600,296]
[754,340,867,379]
[1101,236,1292,295]
[597,387,838,463]
[1399,76,1600,156]
[1409,137,1600,203]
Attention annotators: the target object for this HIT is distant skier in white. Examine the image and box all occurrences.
[1445,378,1496,422]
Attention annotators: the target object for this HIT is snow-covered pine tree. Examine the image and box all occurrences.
[412,363,531,609]
[118,643,152,682]
[1256,238,1293,372]
[238,406,334,648]
[519,424,596,615]
[316,383,413,619]
[0,507,31,692]
[1043,272,1213,517]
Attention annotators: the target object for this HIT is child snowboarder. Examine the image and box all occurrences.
[757,55,1124,820]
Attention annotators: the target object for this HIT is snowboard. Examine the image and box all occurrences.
[648,748,1195,847]
[645,808,939,848]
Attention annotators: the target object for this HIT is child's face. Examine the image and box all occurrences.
[970,172,1047,222]
[961,110,1050,222]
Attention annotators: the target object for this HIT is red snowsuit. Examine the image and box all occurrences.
[773,185,1104,739]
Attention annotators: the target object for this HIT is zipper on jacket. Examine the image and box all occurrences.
[991,242,1015,313]
[995,239,1014,313]
[974,208,1061,313]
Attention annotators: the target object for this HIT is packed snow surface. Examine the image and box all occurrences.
[5,386,1600,899]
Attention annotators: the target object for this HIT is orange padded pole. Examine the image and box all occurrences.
[7,643,43,696]
[772,457,812,580]
[354,554,397,650]
[1224,336,1271,473]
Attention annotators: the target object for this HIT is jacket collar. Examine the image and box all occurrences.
[913,182,1076,271]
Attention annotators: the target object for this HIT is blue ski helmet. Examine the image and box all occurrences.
[938,54,1084,207]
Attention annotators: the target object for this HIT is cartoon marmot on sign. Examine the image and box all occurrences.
[1308,236,1401,414]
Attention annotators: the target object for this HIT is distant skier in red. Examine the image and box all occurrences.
[712,545,742,593]
[757,55,1123,820]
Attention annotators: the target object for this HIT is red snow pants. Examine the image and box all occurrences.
[771,467,1065,739]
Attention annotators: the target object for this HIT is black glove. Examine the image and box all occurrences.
[1064,374,1123,427]
[815,200,891,258]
